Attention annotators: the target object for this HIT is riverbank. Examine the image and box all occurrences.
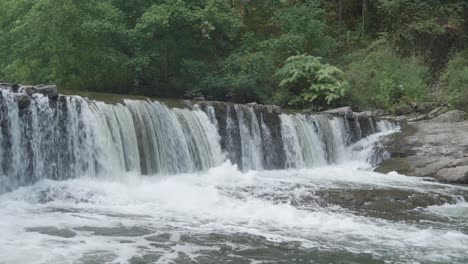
[375,110,468,184]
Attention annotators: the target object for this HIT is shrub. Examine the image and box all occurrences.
[274,54,348,109]
[344,40,430,111]
[440,50,468,111]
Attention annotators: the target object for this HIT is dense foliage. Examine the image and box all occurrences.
[0,0,466,111]
[345,40,430,111]
[275,55,348,109]
[440,49,468,111]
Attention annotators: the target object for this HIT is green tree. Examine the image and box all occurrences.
[344,40,430,111]
[275,54,348,109]
[376,0,466,69]
[131,0,242,97]
[1,0,130,91]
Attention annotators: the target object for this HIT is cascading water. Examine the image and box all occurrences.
[0,89,228,192]
[0,87,397,192]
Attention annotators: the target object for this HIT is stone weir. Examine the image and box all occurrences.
[0,83,397,192]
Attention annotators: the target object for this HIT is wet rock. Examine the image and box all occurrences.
[431,110,466,123]
[374,158,413,175]
[74,226,153,237]
[15,93,31,109]
[26,226,77,238]
[0,82,20,92]
[266,105,282,114]
[323,106,353,119]
[316,188,453,211]
[22,84,59,99]
[435,166,468,184]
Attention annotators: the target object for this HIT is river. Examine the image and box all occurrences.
[0,87,467,263]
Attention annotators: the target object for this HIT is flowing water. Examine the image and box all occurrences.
[0,88,467,264]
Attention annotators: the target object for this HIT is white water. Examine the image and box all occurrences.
[0,160,467,264]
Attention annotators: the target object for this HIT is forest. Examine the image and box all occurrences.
[0,0,466,112]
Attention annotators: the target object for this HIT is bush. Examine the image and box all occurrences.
[440,50,468,111]
[274,54,348,109]
[344,40,430,111]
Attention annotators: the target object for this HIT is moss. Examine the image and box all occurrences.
[375,158,413,175]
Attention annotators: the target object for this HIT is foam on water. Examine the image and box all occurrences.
[0,161,467,263]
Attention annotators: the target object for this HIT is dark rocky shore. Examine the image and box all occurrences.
[375,110,468,184]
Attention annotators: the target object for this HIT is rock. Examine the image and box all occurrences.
[324,106,353,119]
[266,105,282,114]
[383,115,407,123]
[374,120,468,183]
[372,109,386,116]
[431,110,466,123]
[428,107,444,118]
[435,166,468,184]
[354,112,369,118]
[410,156,454,177]
[15,94,31,109]
[394,104,414,116]
[21,85,59,99]
[193,96,205,101]
[407,114,428,122]
[449,158,468,167]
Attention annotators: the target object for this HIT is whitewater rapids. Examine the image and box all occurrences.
[0,160,467,264]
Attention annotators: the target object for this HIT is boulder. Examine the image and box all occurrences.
[434,166,468,184]
[374,120,468,184]
[394,104,414,116]
[431,110,466,123]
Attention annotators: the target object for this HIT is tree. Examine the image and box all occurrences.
[275,54,348,109]
[376,0,466,70]
[0,0,130,91]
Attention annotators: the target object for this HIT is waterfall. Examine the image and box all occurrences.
[0,87,398,192]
